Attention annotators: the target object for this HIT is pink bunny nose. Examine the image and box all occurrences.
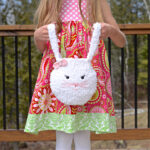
[73,83,79,87]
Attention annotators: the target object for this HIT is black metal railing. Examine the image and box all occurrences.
[148,34,150,128]
[1,32,34,130]
[0,24,150,140]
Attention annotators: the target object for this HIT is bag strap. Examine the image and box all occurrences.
[86,23,101,61]
[47,22,101,62]
[47,24,62,61]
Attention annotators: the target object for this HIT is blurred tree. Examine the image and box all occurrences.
[0,0,4,24]
[108,0,149,23]
[143,0,150,20]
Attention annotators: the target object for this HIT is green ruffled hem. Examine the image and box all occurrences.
[24,112,117,135]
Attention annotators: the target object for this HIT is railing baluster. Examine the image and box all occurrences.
[108,37,111,74]
[148,34,150,128]
[134,35,138,128]
[15,36,19,129]
[1,37,6,129]
[121,48,124,129]
[28,36,32,105]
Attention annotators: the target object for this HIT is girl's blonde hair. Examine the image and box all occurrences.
[34,0,103,33]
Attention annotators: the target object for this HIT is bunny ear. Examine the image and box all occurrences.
[47,24,62,61]
[87,23,101,62]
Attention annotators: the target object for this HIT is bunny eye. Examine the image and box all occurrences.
[65,75,70,79]
[81,75,85,79]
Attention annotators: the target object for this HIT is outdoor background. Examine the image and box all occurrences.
[0,0,150,149]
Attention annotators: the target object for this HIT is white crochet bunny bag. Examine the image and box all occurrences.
[47,22,101,105]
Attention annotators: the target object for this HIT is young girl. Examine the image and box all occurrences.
[24,0,126,150]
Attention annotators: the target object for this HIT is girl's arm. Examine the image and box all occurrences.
[34,25,50,53]
[100,0,126,48]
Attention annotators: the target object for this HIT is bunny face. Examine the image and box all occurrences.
[50,58,97,105]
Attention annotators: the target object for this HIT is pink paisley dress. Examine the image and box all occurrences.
[24,0,117,134]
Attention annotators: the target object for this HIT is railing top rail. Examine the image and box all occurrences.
[119,23,150,29]
[0,25,35,31]
[0,23,149,30]
[0,23,149,36]
[119,23,150,35]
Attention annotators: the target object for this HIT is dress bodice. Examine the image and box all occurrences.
[60,0,88,22]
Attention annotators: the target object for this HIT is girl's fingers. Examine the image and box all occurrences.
[42,34,49,38]
[42,30,48,34]
[99,35,109,40]
[38,37,50,41]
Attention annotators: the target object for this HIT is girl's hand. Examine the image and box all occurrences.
[91,23,113,40]
[99,22,113,40]
[34,23,59,53]
[34,25,49,53]
[34,23,58,42]
[99,22,126,48]
[34,25,49,42]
